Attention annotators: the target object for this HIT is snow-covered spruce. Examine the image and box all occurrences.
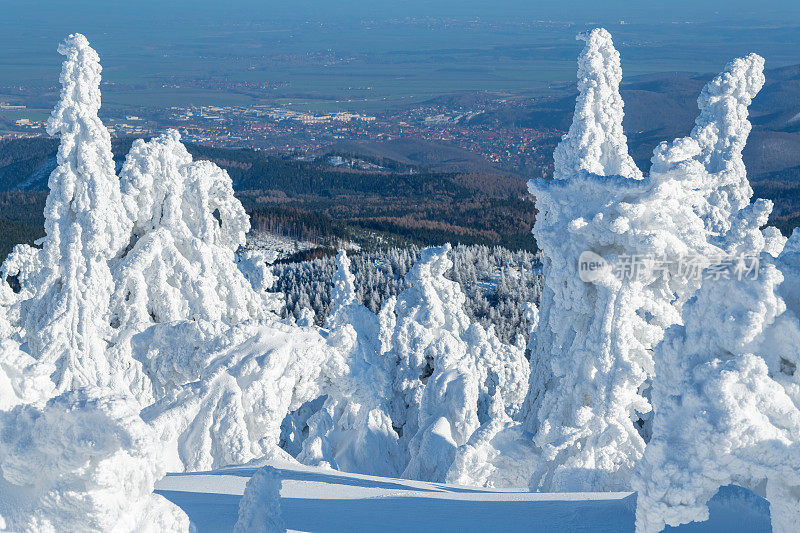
[16,34,141,396]
[108,130,283,404]
[234,466,286,533]
[111,130,280,333]
[520,29,676,492]
[552,28,642,182]
[632,54,800,533]
[384,245,528,482]
[0,387,190,532]
[297,251,401,476]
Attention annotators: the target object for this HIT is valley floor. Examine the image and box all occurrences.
[155,461,771,532]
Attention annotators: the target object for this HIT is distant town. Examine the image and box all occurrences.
[0,93,561,176]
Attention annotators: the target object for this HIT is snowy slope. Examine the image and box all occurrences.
[155,462,770,533]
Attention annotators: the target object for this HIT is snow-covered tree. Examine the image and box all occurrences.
[107,130,283,405]
[0,387,190,532]
[298,251,401,476]
[633,54,800,533]
[522,29,662,492]
[552,28,641,182]
[111,129,278,335]
[234,466,286,533]
[18,34,137,395]
[0,35,191,532]
[633,232,800,532]
[384,245,528,481]
[521,28,741,492]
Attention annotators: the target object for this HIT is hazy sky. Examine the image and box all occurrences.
[6,0,800,25]
[2,0,799,108]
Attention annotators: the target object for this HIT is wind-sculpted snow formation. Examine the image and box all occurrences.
[234,466,286,533]
[140,319,331,472]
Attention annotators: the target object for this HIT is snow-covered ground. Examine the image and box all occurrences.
[156,461,770,533]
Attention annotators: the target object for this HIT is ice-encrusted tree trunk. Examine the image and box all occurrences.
[298,250,401,476]
[19,34,136,395]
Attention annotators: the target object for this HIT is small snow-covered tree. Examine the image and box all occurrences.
[234,466,286,533]
[18,34,136,395]
[108,130,283,404]
[298,251,401,476]
[388,244,470,456]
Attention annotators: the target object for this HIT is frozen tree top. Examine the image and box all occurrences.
[552,28,642,181]
[47,33,103,134]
